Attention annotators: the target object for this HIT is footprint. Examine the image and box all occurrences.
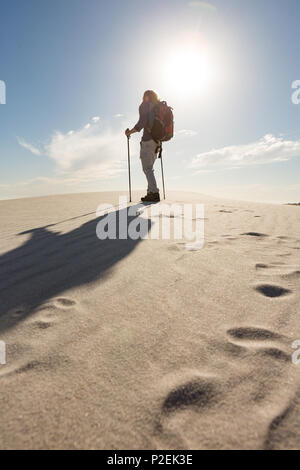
[34,304,57,318]
[227,327,290,366]
[255,284,292,298]
[55,298,76,308]
[228,327,282,342]
[32,320,53,330]
[162,377,218,414]
[256,263,269,269]
[1,354,71,378]
[154,372,221,446]
[16,360,42,374]
[167,245,181,252]
[37,303,56,312]
[155,326,294,449]
[185,241,204,252]
[11,308,26,319]
[259,348,290,363]
[242,232,268,238]
[264,404,294,450]
[0,360,42,379]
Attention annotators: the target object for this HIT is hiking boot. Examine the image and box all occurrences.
[141,192,160,203]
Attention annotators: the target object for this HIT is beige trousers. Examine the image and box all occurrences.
[140,140,159,194]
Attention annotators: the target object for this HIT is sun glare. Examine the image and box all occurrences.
[164,45,214,97]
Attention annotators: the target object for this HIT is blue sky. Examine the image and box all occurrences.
[1,0,300,202]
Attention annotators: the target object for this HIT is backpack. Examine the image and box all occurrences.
[150,101,174,143]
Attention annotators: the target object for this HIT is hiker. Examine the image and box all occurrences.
[125,90,161,203]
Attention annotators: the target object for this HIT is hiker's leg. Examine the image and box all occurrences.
[140,140,159,194]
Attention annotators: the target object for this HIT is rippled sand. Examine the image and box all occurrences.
[0,191,299,449]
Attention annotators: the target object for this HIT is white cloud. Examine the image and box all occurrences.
[17,137,41,156]
[44,120,127,181]
[190,134,300,171]
[114,113,124,118]
[17,118,133,186]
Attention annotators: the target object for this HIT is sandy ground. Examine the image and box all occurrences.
[0,191,299,450]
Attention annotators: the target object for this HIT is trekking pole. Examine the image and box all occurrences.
[126,131,132,203]
[159,145,166,200]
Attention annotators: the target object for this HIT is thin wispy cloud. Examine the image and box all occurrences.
[114,113,124,118]
[178,129,198,137]
[17,137,41,156]
[188,1,217,13]
[190,134,300,171]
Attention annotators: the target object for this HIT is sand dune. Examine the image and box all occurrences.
[0,191,299,450]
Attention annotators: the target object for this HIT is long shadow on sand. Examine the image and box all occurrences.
[0,205,151,333]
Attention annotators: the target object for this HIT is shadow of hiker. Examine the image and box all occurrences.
[0,205,151,333]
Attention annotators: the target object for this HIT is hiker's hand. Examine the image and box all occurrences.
[125,128,137,138]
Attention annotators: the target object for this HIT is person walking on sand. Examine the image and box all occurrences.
[125,90,161,203]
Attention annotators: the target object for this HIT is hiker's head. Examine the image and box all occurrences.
[143,90,159,104]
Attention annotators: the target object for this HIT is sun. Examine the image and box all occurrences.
[164,45,214,96]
